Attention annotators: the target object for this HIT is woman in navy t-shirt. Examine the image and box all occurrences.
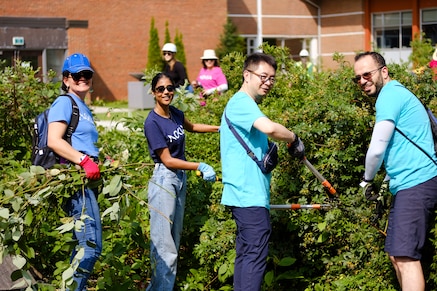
[143,72,219,290]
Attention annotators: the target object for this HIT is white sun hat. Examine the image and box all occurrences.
[201,49,218,60]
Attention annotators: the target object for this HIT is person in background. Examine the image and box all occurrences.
[429,46,437,79]
[47,53,102,291]
[355,51,437,291]
[191,49,228,106]
[144,72,219,290]
[296,49,315,76]
[220,52,305,291]
[162,43,192,91]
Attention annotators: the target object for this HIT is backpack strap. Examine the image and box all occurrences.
[224,111,262,165]
[62,94,80,144]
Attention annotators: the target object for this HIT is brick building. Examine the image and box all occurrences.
[1,0,436,101]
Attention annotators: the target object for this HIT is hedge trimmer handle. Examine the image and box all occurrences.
[302,157,337,196]
[270,204,332,210]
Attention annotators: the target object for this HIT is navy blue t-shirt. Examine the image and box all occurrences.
[144,106,186,163]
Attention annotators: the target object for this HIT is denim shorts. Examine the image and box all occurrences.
[385,175,437,259]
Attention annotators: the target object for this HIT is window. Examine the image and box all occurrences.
[422,9,437,44]
[373,11,412,49]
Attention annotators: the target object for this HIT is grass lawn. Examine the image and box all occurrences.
[92,101,151,121]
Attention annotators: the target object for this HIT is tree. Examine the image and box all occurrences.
[147,17,164,70]
[174,29,187,67]
[164,21,171,44]
[216,18,246,60]
[409,32,434,69]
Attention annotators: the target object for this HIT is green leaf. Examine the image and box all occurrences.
[74,220,85,232]
[102,175,122,196]
[12,229,22,241]
[62,266,74,281]
[56,220,75,234]
[36,186,51,197]
[0,208,9,219]
[4,189,14,198]
[12,255,26,269]
[11,269,23,281]
[278,256,296,267]
[317,221,327,231]
[264,270,274,286]
[49,168,61,176]
[11,197,23,212]
[24,209,33,226]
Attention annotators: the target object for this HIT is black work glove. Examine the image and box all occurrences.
[287,134,305,160]
[360,179,378,201]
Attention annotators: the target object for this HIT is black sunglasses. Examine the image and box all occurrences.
[70,70,93,82]
[162,51,173,56]
[352,66,384,84]
[155,85,175,93]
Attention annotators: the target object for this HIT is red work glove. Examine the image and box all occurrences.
[79,155,101,180]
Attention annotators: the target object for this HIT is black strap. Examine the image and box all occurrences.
[224,112,262,165]
[62,94,80,144]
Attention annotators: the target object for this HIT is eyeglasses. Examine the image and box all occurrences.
[162,51,173,56]
[247,70,275,84]
[155,85,175,93]
[352,66,384,83]
[204,59,215,62]
[69,70,93,82]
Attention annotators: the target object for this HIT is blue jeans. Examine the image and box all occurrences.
[231,207,271,291]
[66,188,102,291]
[146,163,187,291]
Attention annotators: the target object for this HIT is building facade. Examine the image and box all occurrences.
[1,0,436,101]
[229,0,437,70]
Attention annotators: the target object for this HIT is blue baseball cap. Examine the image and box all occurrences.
[62,53,94,73]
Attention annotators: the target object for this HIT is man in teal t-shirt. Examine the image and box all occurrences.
[355,51,437,291]
[220,52,305,291]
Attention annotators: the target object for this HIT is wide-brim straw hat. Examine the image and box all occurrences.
[201,49,218,60]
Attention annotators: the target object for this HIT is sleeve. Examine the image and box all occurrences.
[215,67,228,86]
[48,96,73,124]
[144,119,167,153]
[175,62,188,87]
[227,95,264,134]
[364,120,395,180]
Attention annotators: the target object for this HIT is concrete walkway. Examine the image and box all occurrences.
[91,106,135,130]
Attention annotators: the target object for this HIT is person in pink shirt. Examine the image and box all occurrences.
[192,49,228,105]
[430,46,437,80]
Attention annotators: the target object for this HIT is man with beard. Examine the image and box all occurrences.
[355,51,437,291]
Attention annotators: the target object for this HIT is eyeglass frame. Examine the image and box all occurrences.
[352,66,384,84]
[246,69,276,84]
[155,85,175,93]
[69,70,93,82]
[162,51,174,56]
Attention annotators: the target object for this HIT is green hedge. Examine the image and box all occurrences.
[1,44,437,290]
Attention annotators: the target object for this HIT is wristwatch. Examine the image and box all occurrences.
[79,154,87,163]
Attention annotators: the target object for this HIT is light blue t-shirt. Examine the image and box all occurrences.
[220,91,271,208]
[376,80,437,194]
[48,93,99,157]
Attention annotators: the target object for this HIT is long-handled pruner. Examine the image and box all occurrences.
[270,203,332,210]
[301,157,337,197]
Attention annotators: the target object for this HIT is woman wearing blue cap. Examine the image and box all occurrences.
[47,53,101,291]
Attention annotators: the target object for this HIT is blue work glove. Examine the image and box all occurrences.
[287,134,305,160]
[197,162,216,182]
